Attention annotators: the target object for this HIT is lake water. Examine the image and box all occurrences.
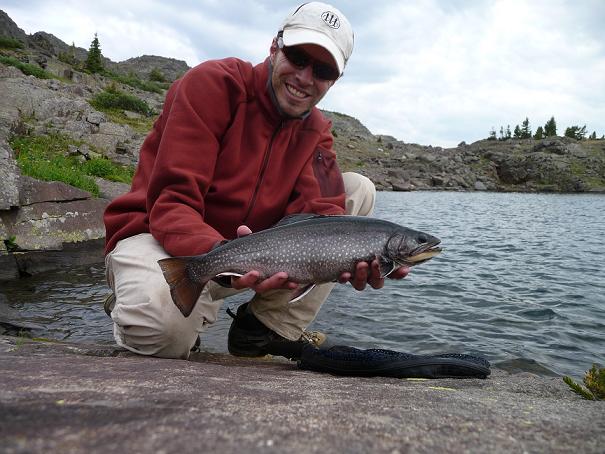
[1,191,604,377]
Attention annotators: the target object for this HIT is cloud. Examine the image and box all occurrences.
[2,0,604,146]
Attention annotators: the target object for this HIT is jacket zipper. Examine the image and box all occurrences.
[243,121,283,224]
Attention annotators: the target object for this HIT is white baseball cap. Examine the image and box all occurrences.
[279,2,354,76]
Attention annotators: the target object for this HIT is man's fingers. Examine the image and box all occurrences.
[231,270,260,289]
[232,271,298,293]
[351,262,369,291]
[338,272,351,284]
[389,266,411,280]
[236,225,253,237]
[368,259,385,289]
[253,272,290,292]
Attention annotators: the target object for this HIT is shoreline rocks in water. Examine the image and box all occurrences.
[0,335,603,453]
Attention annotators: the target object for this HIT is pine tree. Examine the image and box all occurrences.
[564,125,587,140]
[544,116,557,137]
[534,126,544,140]
[488,127,497,140]
[58,41,78,66]
[521,117,532,139]
[85,33,104,73]
[499,126,505,140]
[589,131,597,140]
[513,125,522,139]
[506,125,512,139]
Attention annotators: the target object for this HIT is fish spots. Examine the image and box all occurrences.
[186,217,438,286]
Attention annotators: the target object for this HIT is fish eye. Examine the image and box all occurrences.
[417,234,428,244]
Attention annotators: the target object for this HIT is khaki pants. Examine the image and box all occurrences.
[105,172,376,359]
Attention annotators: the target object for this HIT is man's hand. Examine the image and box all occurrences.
[338,259,410,291]
[230,225,299,293]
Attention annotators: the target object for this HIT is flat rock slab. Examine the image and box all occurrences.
[0,336,603,453]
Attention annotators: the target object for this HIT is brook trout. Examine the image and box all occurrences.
[158,215,441,317]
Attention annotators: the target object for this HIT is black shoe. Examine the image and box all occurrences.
[227,302,325,361]
[191,335,201,352]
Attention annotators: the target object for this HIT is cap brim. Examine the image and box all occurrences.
[282,28,344,75]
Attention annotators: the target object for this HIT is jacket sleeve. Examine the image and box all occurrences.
[146,60,244,256]
[285,122,346,216]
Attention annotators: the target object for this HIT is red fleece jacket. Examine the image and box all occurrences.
[103,57,345,257]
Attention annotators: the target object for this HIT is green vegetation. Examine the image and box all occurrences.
[104,71,167,94]
[0,55,53,79]
[0,35,25,49]
[149,68,166,83]
[565,125,587,140]
[58,42,79,66]
[564,364,605,400]
[534,126,544,140]
[488,116,602,142]
[544,116,557,137]
[4,235,18,252]
[90,85,153,116]
[9,132,134,197]
[85,33,103,73]
[83,35,167,93]
[99,108,156,134]
[89,85,156,132]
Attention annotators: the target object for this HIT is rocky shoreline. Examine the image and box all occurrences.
[1,335,603,453]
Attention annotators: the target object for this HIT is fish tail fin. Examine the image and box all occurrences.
[158,257,208,317]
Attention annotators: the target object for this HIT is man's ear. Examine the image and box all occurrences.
[269,37,279,64]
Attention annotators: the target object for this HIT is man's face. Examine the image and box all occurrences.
[270,39,338,118]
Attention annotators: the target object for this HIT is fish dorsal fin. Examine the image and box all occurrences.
[273,213,325,227]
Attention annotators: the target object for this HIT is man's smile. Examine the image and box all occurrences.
[286,83,310,99]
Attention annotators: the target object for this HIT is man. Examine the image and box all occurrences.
[103,2,409,361]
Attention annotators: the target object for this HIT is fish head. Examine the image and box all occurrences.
[386,228,442,267]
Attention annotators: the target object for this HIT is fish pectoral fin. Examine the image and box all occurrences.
[212,272,244,288]
[215,272,244,278]
[158,258,206,317]
[378,255,397,278]
[288,283,316,303]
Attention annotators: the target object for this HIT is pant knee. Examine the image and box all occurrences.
[114,304,198,359]
[343,172,376,216]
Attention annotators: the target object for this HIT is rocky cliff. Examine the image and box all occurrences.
[1,10,604,279]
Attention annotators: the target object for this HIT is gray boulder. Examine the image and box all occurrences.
[0,139,19,210]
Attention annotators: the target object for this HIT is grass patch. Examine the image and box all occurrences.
[90,85,156,133]
[82,156,134,183]
[90,86,153,116]
[98,108,156,134]
[0,55,54,79]
[564,364,605,400]
[9,132,134,196]
[0,36,25,49]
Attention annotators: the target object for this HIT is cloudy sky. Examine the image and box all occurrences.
[3,0,604,147]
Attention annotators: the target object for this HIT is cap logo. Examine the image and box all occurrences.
[321,11,340,29]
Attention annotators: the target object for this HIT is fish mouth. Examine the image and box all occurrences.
[405,241,442,265]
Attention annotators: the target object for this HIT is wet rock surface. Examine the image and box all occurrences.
[1,335,603,453]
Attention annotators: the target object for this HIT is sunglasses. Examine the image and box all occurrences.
[277,38,340,81]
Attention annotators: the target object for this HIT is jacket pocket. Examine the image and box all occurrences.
[312,148,345,197]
